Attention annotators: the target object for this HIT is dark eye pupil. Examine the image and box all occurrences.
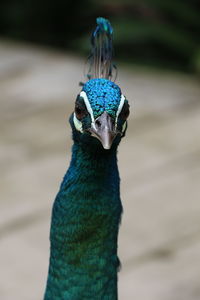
[123,108,129,119]
[75,106,86,119]
[120,104,130,120]
[75,107,81,114]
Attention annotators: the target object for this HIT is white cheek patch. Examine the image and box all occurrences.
[73,113,83,133]
[122,120,127,133]
[115,94,125,129]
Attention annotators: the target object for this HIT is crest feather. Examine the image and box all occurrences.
[86,17,117,81]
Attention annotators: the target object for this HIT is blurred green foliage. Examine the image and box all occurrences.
[0,0,199,73]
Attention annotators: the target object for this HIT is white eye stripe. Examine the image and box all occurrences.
[115,94,125,128]
[73,91,96,132]
[73,113,83,133]
[80,91,95,124]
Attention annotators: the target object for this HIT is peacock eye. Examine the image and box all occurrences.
[75,105,87,120]
[74,95,88,120]
[119,101,130,121]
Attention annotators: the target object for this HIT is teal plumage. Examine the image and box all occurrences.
[82,79,121,118]
[44,17,130,300]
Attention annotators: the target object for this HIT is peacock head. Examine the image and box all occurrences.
[71,78,129,150]
[70,17,129,150]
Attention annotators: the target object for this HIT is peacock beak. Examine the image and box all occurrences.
[89,111,117,149]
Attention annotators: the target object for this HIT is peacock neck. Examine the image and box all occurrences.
[44,141,122,300]
[63,142,120,193]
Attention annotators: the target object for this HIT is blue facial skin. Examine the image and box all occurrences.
[82,78,122,119]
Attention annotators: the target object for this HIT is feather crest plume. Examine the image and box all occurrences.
[86,17,117,81]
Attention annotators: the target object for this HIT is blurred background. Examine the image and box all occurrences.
[0,0,200,72]
[0,0,200,299]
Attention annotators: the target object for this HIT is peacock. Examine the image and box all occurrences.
[44,17,130,300]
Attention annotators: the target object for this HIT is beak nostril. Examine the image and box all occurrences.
[95,120,101,127]
[90,112,118,149]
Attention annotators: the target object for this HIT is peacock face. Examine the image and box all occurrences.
[72,78,129,149]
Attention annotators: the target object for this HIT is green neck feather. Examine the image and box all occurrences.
[44,141,122,299]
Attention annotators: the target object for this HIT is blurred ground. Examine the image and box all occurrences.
[0,40,200,300]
